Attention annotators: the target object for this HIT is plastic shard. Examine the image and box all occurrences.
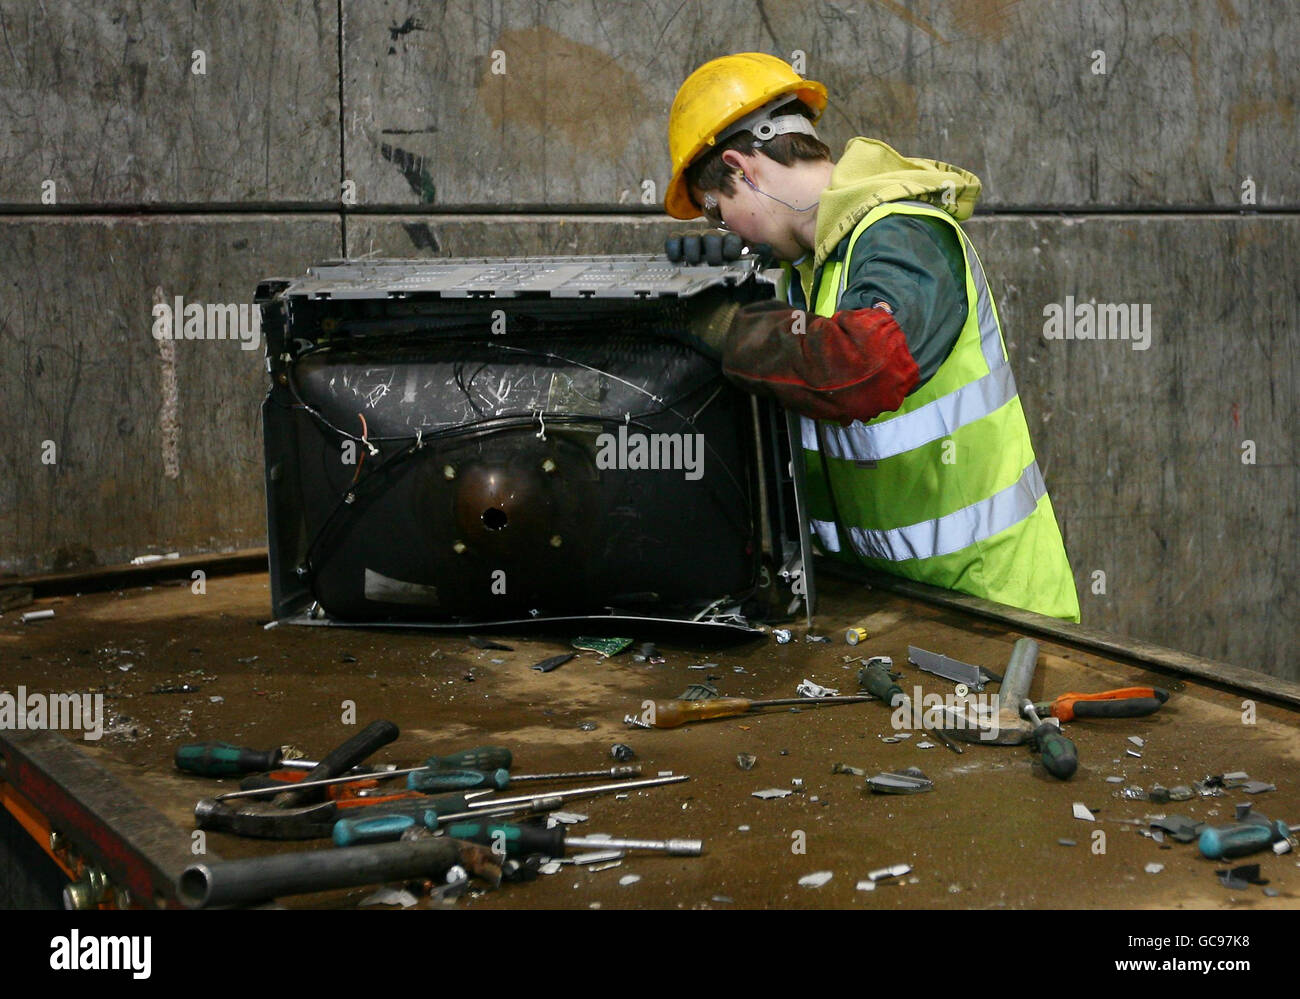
[1072,802,1096,821]
[532,653,576,672]
[866,769,932,795]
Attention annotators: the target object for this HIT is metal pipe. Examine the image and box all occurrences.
[179,836,485,909]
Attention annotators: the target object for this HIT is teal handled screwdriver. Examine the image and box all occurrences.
[442,820,702,858]
[408,764,640,793]
[1199,817,1299,859]
[1020,700,1078,780]
[333,795,564,847]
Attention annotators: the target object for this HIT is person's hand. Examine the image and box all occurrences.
[664,232,745,264]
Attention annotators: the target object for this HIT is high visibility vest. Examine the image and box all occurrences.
[790,200,1081,621]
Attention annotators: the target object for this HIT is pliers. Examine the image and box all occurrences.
[1033,686,1170,722]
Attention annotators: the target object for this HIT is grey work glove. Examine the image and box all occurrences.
[665,232,745,265]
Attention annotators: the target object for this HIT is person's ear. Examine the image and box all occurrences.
[719,149,749,175]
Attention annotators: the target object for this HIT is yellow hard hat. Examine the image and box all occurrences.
[665,53,828,220]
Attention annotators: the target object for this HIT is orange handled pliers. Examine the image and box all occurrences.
[1033,687,1170,722]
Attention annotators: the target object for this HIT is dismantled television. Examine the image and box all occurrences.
[256,255,816,634]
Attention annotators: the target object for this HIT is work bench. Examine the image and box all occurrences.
[3,564,1297,911]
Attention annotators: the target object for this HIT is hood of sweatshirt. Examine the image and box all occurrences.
[813,137,982,269]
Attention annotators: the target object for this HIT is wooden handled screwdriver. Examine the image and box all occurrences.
[644,696,870,729]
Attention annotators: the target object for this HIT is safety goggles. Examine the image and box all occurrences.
[700,192,729,231]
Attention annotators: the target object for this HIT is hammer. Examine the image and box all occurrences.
[194,720,399,840]
[937,638,1040,745]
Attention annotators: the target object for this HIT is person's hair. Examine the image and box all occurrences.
[684,100,831,208]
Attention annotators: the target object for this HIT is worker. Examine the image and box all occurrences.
[664,53,1080,622]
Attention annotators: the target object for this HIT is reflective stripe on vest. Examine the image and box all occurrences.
[845,460,1046,562]
[802,200,1009,459]
[810,517,842,553]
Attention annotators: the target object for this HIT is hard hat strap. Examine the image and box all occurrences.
[715,96,820,147]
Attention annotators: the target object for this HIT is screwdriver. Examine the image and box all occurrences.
[215,746,517,800]
[642,695,870,729]
[442,820,703,858]
[408,765,641,793]
[857,659,907,708]
[1034,687,1170,722]
[333,795,564,847]
[175,742,288,777]
[1199,818,1299,859]
[1020,700,1078,780]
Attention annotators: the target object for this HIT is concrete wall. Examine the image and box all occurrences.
[1,2,1294,677]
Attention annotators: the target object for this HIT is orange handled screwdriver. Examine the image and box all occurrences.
[1034,687,1169,722]
[643,695,870,729]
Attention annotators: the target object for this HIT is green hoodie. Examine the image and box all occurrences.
[813,137,981,271]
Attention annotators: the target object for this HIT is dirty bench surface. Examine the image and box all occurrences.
[5,571,1297,910]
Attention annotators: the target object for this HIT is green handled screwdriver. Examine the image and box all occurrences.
[1020,700,1078,780]
[857,658,907,708]
[175,742,284,777]
[442,820,703,859]
[424,746,513,771]
[1199,818,1299,859]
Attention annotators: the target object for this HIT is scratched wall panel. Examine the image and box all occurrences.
[344,0,1298,208]
[0,1,339,204]
[352,214,1297,677]
[972,215,1298,678]
[0,217,341,574]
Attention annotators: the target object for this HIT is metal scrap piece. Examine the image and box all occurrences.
[1128,736,1145,748]
[736,753,757,771]
[832,762,866,777]
[796,678,840,698]
[571,850,625,865]
[866,769,932,795]
[1145,863,1164,875]
[680,682,719,700]
[752,788,793,799]
[798,871,834,888]
[587,861,623,873]
[868,863,912,882]
[907,646,986,690]
[1242,781,1276,794]
[1073,802,1096,821]
[469,636,513,651]
[1151,815,1204,843]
